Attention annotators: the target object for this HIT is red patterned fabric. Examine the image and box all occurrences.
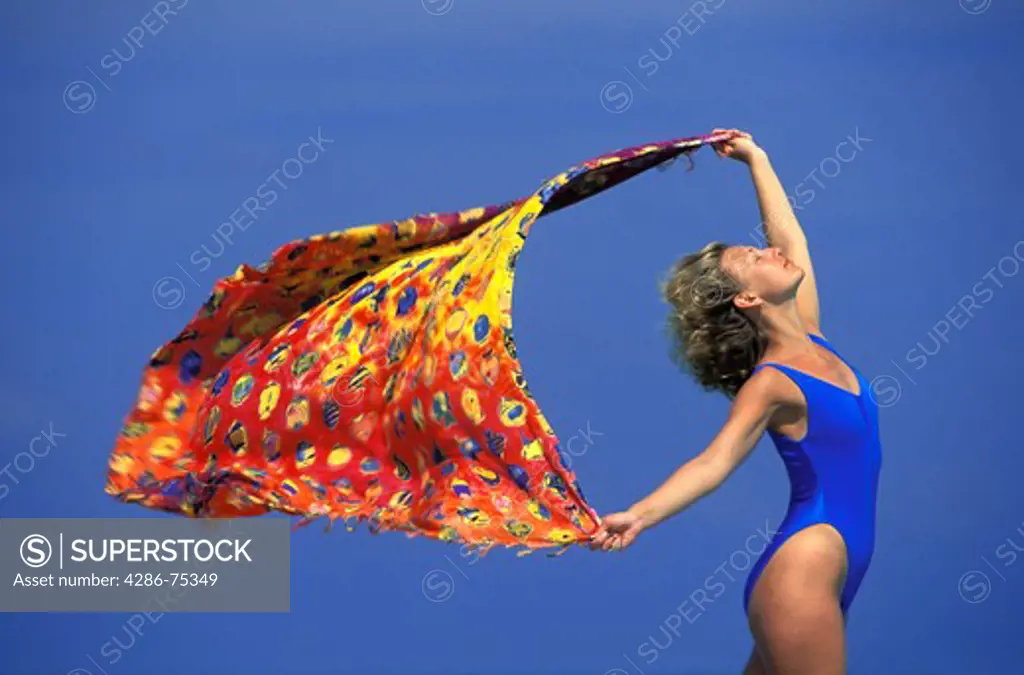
[106,133,726,553]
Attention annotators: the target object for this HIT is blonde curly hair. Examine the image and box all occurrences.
[660,241,767,398]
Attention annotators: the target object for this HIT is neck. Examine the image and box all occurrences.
[755,301,813,349]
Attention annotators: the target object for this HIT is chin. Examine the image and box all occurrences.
[787,269,806,293]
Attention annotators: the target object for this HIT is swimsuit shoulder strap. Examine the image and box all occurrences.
[752,361,806,389]
[809,332,859,373]
[808,332,837,354]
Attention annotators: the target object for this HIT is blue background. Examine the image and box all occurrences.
[2,1,1023,673]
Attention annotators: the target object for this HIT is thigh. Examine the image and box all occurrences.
[746,525,848,675]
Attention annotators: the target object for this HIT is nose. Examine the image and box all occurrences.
[769,248,789,265]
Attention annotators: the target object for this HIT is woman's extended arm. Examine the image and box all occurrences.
[714,129,822,333]
[590,370,784,551]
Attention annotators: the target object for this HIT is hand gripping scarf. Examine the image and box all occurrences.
[106,132,729,555]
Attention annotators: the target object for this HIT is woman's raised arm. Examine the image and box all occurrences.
[714,129,822,334]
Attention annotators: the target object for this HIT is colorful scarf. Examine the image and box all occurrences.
[106,132,728,553]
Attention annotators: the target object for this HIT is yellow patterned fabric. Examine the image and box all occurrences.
[105,133,723,553]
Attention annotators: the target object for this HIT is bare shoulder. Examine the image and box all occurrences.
[738,364,805,410]
[716,368,804,441]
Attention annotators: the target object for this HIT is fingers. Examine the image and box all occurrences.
[621,527,641,549]
[589,528,609,550]
[614,521,644,550]
[709,127,757,163]
[611,536,628,551]
[598,532,636,552]
[588,513,640,552]
[710,127,751,142]
[710,128,737,158]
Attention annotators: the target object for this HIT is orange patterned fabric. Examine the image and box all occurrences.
[106,133,725,553]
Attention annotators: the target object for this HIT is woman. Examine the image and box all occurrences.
[590,129,882,675]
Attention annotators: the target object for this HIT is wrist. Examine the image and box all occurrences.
[627,503,655,529]
[746,148,770,167]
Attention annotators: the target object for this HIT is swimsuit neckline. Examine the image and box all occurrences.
[760,337,864,399]
[770,364,864,399]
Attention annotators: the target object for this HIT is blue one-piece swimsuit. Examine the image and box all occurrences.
[742,333,882,616]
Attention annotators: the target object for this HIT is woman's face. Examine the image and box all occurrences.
[720,246,804,306]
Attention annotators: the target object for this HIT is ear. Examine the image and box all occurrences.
[732,291,762,310]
